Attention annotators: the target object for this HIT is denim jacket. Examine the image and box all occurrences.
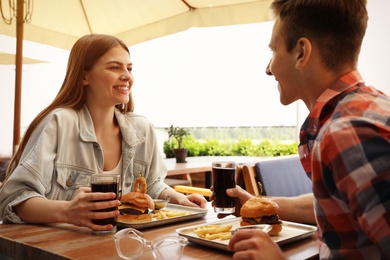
[0,105,169,223]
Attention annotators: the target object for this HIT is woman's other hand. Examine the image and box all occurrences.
[160,188,207,208]
[185,193,208,208]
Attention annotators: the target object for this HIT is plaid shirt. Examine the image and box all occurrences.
[298,71,390,259]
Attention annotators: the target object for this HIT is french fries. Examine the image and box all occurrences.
[152,209,192,220]
[193,224,233,240]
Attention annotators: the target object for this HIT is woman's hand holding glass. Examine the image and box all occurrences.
[115,228,188,260]
[63,187,120,230]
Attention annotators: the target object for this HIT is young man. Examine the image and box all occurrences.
[224,0,390,259]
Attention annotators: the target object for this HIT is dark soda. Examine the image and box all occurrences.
[91,182,118,226]
[212,167,236,210]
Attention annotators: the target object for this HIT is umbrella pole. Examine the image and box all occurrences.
[13,0,24,155]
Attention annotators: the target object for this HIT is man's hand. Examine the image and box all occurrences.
[210,185,254,218]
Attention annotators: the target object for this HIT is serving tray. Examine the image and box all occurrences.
[117,203,208,230]
[176,217,317,251]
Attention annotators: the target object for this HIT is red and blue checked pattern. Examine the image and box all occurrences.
[298,70,390,259]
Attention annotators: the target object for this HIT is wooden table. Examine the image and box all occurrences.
[165,156,266,188]
[0,203,319,260]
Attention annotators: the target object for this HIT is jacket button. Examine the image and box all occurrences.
[66,178,73,187]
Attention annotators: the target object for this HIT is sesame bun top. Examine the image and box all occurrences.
[240,197,279,218]
[121,191,154,210]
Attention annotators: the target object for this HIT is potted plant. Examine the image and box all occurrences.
[167,125,190,163]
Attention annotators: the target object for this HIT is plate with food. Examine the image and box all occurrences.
[117,177,208,229]
[176,197,317,251]
[117,203,208,230]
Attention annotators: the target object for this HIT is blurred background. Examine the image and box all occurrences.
[1,1,389,157]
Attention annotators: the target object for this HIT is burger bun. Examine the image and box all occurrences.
[121,191,154,210]
[117,212,152,223]
[240,197,282,236]
[240,197,279,218]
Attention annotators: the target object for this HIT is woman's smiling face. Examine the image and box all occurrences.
[83,45,133,108]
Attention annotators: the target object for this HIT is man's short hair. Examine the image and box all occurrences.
[270,0,368,71]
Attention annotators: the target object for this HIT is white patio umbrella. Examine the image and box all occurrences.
[0,0,273,154]
[1,0,273,49]
[0,52,45,64]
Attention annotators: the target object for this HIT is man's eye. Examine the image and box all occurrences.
[127,67,132,72]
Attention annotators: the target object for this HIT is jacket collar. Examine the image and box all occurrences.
[114,108,145,147]
[78,105,145,147]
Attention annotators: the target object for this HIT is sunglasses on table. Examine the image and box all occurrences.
[114,228,188,260]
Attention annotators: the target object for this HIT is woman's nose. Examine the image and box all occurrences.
[265,61,273,76]
[120,71,132,81]
[120,75,130,81]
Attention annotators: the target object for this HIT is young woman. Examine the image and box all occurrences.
[0,34,206,232]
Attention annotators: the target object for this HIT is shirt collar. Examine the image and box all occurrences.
[298,70,365,176]
[311,70,365,119]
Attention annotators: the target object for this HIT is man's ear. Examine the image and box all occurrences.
[295,37,311,69]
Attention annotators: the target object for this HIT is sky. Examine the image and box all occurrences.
[1,1,390,157]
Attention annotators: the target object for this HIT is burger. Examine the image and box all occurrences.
[240,197,282,236]
[118,191,154,223]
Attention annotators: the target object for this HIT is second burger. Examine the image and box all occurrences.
[240,197,283,236]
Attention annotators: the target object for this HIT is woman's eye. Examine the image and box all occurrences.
[110,66,120,70]
[127,67,132,72]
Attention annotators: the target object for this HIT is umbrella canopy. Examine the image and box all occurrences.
[0,0,273,154]
[1,0,273,49]
[0,52,46,64]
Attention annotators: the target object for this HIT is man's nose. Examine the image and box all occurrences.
[265,60,273,76]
